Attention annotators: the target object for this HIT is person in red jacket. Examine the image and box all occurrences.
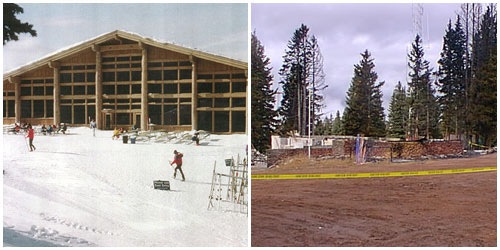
[170,150,185,181]
[26,124,36,151]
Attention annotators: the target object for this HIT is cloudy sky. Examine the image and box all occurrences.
[252,3,464,118]
[3,3,248,72]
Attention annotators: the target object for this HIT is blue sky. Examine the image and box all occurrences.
[3,3,248,72]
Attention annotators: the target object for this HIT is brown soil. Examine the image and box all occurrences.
[251,153,497,247]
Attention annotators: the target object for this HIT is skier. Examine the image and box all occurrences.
[170,150,185,181]
[26,124,36,151]
[90,119,96,137]
[191,131,200,146]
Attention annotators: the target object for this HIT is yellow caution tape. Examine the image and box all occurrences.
[251,166,497,180]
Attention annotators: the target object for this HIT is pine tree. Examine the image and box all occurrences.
[331,110,343,135]
[437,16,467,140]
[387,82,408,139]
[251,31,278,153]
[469,4,497,146]
[343,50,386,137]
[278,24,326,136]
[407,35,440,139]
[3,3,37,45]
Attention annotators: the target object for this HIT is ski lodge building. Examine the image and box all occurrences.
[3,30,248,134]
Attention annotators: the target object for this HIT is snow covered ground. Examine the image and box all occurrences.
[3,127,248,247]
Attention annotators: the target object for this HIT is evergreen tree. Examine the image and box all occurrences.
[387,82,408,139]
[469,4,497,146]
[437,16,467,140]
[407,35,440,139]
[3,3,37,45]
[331,110,343,135]
[343,50,386,137]
[278,24,326,136]
[251,31,278,153]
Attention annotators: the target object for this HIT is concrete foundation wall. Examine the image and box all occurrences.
[267,140,464,167]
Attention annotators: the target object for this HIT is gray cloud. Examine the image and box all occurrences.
[252,3,462,117]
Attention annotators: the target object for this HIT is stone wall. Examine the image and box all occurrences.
[266,140,464,167]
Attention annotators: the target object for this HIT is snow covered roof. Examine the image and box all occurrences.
[4,30,247,80]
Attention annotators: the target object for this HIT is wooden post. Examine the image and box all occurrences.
[139,42,148,131]
[92,44,103,129]
[48,61,61,126]
[190,55,198,130]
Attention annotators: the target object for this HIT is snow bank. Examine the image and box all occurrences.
[3,127,248,247]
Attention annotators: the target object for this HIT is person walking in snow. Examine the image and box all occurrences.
[26,124,36,151]
[170,150,185,181]
[90,119,96,137]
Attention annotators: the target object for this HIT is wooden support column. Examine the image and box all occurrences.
[8,76,21,123]
[190,55,198,130]
[139,42,148,131]
[92,44,103,129]
[48,61,61,126]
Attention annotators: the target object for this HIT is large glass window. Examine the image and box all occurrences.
[7,100,15,118]
[214,111,229,132]
[33,87,44,96]
[179,105,191,125]
[131,84,141,94]
[46,86,53,96]
[198,111,212,131]
[21,100,31,118]
[215,82,230,93]
[164,70,178,80]
[232,82,246,92]
[60,73,72,83]
[87,85,95,95]
[148,105,161,125]
[74,86,86,95]
[131,71,141,81]
[103,85,115,95]
[214,98,230,107]
[163,105,177,125]
[117,71,130,81]
[164,84,177,94]
[179,69,192,80]
[87,105,95,121]
[33,100,44,118]
[232,98,246,107]
[103,72,115,82]
[74,105,86,124]
[148,84,161,94]
[117,84,129,94]
[46,100,53,117]
[116,113,130,125]
[21,87,31,96]
[60,86,72,95]
[197,82,212,93]
[87,72,96,82]
[148,70,162,81]
[198,98,212,108]
[74,73,85,82]
[60,106,72,123]
[232,111,246,132]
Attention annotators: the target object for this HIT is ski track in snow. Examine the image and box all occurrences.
[3,127,248,247]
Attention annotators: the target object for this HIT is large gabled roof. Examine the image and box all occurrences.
[4,30,247,80]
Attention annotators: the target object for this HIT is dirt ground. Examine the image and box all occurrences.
[251,153,497,247]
